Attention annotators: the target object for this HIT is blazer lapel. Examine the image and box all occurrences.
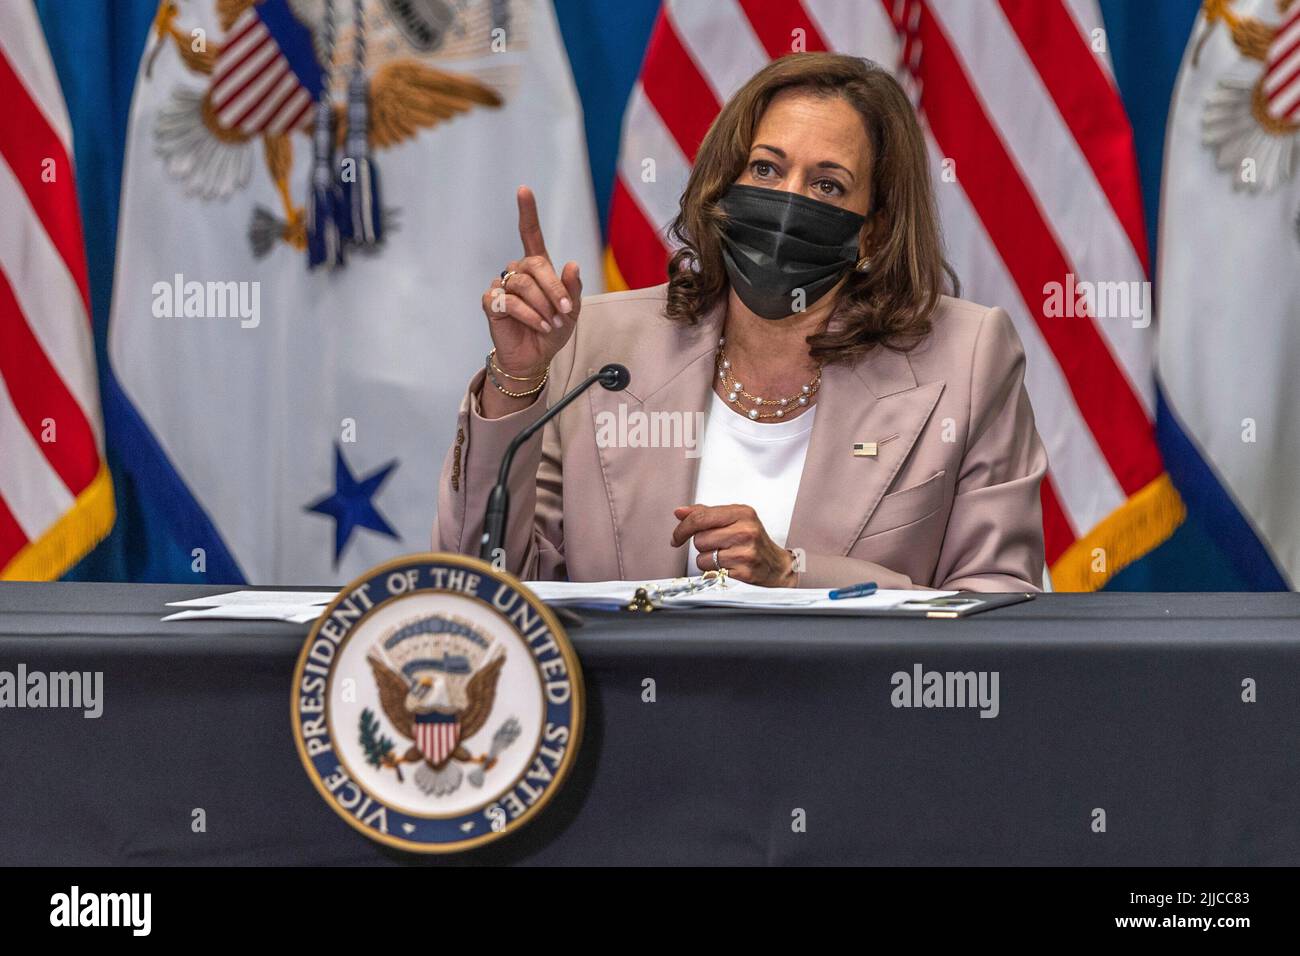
[786,347,945,557]
[587,306,723,579]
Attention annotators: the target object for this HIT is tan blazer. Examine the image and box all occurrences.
[436,284,1047,591]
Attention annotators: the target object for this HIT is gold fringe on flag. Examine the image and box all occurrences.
[1050,473,1186,592]
[1,464,116,581]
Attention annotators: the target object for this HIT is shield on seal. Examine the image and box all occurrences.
[413,711,460,766]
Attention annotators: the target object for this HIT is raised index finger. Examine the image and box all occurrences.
[516,185,549,260]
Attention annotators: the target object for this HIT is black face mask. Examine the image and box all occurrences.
[717,183,866,320]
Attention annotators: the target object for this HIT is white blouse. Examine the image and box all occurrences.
[685,390,816,574]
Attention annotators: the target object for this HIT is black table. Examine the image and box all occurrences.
[1,583,1298,865]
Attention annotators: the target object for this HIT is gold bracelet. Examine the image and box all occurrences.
[488,348,548,382]
[487,363,549,398]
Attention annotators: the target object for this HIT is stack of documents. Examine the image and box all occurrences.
[161,582,985,622]
[162,590,337,623]
[524,578,961,613]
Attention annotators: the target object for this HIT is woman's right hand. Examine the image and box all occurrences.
[479,186,582,409]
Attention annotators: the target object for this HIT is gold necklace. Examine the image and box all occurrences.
[715,336,822,420]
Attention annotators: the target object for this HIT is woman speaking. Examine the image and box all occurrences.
[436,53,1047,591]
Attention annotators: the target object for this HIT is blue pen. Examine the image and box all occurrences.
[828,581,878,600]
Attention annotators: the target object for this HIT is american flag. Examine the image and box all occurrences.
[606,0,1179,590]
[1263,3,1300,123]
[209,4,319,137]
[0,2,113,580]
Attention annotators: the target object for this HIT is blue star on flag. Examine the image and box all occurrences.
[306,444,400,565]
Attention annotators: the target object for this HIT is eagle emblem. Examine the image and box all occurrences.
[1196,0,1300,192]
[145,0,519,265]
[292,553,582,852]
[362,615,521,797]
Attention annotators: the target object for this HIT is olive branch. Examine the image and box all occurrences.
[359,707,404,783]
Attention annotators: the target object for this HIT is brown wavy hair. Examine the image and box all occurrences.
[665,53,956,362]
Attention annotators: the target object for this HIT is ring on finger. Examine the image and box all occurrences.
[500,269,518,294]
[712,549,722,571]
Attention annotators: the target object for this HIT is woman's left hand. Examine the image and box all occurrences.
[671,504,797,586]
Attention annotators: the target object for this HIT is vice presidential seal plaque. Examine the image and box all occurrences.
[291,554,583,853]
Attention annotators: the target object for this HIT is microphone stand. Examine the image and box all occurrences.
[479,363,629,562]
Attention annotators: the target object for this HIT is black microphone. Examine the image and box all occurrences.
[479,363,630,562]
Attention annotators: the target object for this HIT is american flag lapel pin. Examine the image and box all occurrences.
[854,434,898,458]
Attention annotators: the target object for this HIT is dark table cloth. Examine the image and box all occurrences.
[1,582,1298,866]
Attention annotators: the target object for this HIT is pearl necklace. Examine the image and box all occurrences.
[715,336,822,420]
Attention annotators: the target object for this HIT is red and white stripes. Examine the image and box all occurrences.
[416,719,460,766]
[607,0,1177,588]
[1264,3,1300,122]
[209,9,315,136]
[0,1,112,579]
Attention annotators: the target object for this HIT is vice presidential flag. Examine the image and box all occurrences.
[0,1,114,580]
[109,0,601,583]
[606,0,1179,590]
[1157,0,1300,588]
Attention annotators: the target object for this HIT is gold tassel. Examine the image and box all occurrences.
[1049,473,1186,592]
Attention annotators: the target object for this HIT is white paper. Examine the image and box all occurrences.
[668,585,956,610]
[522,579,658,610]
[813,589,958,610]
[162,603,326,623]
[669,583,823,608]
[524,579,956,612]
[166,589,338,608]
